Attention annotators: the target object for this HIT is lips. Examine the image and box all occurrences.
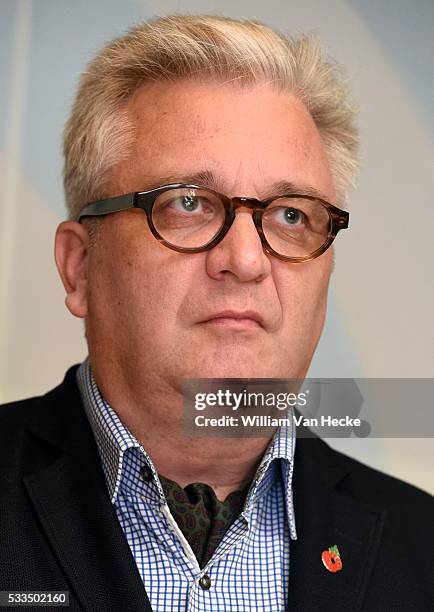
[201,310,264,329]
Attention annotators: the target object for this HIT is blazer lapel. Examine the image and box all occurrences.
[22,375,153,612]
[286,436,386,612]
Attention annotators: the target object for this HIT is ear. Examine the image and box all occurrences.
[54,221,90,318]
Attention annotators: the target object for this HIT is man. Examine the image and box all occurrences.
[0,14,432,612]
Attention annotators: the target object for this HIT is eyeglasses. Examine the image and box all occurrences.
[77,183,349,262]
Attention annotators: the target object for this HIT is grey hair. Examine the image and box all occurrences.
[63,14,359,220]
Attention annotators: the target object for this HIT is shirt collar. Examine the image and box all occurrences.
[244,406,297,538]
[76,357,297,539]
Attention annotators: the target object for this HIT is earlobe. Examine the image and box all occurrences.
[54,221,90,318]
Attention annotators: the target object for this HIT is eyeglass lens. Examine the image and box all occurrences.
[151,187,331,257]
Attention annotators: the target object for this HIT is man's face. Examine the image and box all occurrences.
[82,80,336,391]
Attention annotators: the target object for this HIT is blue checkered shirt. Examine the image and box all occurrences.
[77,358,297,611]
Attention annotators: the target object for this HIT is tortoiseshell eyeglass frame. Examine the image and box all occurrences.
[76,183,349,263]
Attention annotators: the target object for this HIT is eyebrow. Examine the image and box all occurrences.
[138,169,329,201]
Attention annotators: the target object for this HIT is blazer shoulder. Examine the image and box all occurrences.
[0,394,44,418]
[323,439,434,523]
[0,365,81,434]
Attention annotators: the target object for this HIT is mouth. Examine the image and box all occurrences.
[200,310,264,330]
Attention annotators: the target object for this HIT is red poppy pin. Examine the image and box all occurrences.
[321,545,343,573]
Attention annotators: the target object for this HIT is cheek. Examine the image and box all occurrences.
[274,255,332,328]
[104,240,198,330]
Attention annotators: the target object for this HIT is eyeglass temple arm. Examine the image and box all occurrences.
[76,193,136,222]
[332,210,349,231]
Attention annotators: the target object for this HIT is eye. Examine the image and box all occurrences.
[270,206,306,227]
[282,207,304,225]
[168,194,213,215]
[178,194,200,212]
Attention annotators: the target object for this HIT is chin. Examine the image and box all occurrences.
[173,337,311,380]
[185,357,283,380]
[199,366,261,379]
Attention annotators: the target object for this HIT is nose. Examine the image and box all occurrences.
[205,208,271,282]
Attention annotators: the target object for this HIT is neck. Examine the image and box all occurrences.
[92,361,272,502]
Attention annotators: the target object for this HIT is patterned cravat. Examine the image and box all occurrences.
[159,474,249,568]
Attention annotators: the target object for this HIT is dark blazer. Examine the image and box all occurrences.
[0,366,433,612]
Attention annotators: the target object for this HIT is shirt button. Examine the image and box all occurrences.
[199,575,212,590]
[140,465,153,482]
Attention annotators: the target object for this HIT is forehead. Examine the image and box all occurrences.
[111,80,335,201]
